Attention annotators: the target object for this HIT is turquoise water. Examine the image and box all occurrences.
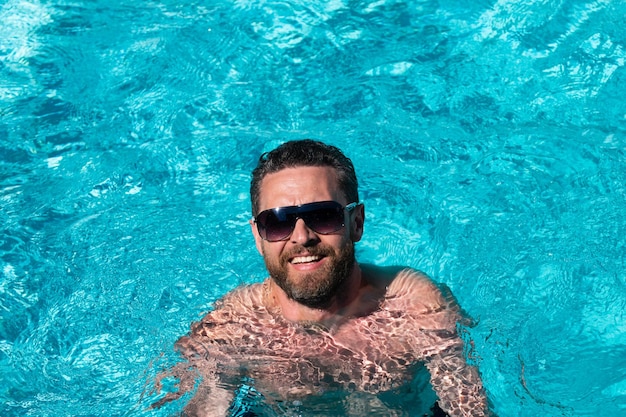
[1,0,625,415]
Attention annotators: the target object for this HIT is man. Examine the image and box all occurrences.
[155,140,492,416]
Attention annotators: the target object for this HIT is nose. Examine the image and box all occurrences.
[290,218,320,246]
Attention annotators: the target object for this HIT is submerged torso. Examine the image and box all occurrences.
[175,268,462,416]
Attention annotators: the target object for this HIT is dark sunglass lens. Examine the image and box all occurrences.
[257,210,294,241]
[302,206,344,234]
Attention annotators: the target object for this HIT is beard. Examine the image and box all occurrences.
[262,242,355,309]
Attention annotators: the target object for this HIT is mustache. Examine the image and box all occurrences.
[280,245,334,263]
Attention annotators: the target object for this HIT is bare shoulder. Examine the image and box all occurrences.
[361,264,440,297]
[177,282,266,352]
[192,282,267,327]
[216,281,266,311]
[388,268,446,305]
[361,264,460,320]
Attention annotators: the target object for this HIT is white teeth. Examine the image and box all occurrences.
[290,255,320,264]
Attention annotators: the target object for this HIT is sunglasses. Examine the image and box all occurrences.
[254,201,359,242]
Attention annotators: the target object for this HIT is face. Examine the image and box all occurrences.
[251,166,364,309]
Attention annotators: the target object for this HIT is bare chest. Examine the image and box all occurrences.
[187,307,435,396]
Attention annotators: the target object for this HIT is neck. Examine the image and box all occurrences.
[268,262,364,323]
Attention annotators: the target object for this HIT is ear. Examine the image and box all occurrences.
[249,218,264,255]
[350,203,365,242]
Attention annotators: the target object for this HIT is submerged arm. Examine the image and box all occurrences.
[390,269,492,416]
[425,329,491,416]
[150,357,233,416]
[175,334,235,417]
[150,313,236,416]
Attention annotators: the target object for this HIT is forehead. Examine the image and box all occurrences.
[258,166,344,210]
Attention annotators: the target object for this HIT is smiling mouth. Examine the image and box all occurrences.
[290,255,322,264]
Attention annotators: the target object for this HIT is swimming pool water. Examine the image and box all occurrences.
[1,0,625,415]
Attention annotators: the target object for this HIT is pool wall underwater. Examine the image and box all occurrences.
[1,0,625,415]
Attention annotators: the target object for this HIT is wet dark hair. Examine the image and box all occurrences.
[250,139,359,215]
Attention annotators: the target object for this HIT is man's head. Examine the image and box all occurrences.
[249,140,364,309]
[250,139,359,217]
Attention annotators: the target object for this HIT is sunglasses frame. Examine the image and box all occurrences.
[254,201,359,242]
